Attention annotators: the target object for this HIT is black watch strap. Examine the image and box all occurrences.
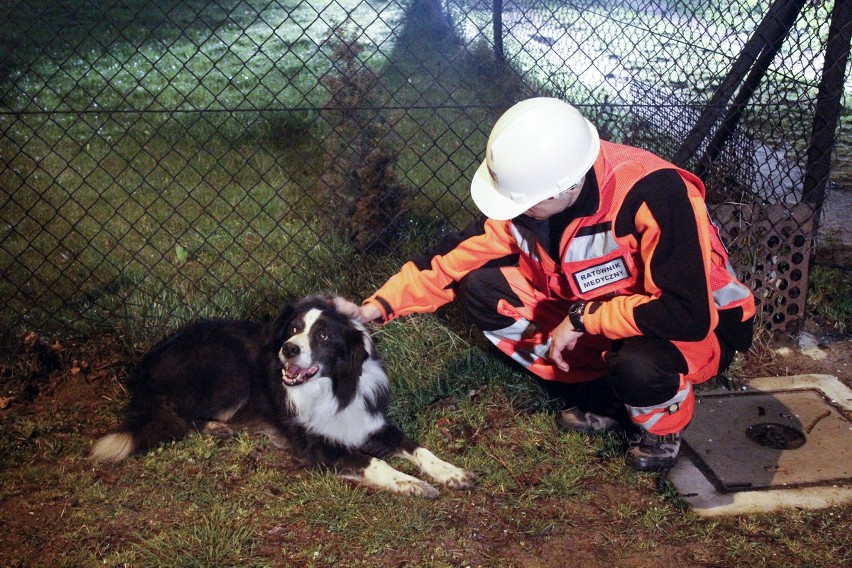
[568,301,586,333]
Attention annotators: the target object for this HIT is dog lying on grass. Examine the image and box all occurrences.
[91,295,474,498]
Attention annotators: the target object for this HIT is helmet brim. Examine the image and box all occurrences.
[470,160,530,221]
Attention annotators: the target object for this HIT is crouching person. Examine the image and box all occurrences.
[347,98,755,471]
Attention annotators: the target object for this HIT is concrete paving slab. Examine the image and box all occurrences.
[669,374,852,516]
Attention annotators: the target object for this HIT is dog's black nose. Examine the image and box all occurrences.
[283,342,300,358]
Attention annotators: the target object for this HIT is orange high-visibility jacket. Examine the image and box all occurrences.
[366,141,755,380]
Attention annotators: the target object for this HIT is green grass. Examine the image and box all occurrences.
[1,1,405,114]
[808,264,852,334]
[131,507,268,568]
[0,0,532,340]
[2,327,850,566]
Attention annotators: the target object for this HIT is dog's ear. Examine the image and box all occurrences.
[264,303,295,348]
[347,327,370,374]
[331,327,370,407]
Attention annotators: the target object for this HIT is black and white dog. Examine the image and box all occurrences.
[91,296,474,498]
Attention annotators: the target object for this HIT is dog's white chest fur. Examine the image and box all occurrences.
[286,359,387,448]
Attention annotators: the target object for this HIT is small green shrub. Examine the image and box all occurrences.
[318,25,409,254]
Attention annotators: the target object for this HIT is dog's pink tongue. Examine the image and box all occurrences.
[289,365,311,377]
[283,363,319,384]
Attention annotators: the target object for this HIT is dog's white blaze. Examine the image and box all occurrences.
[346,457,438,499]
[401,447,475,487]
[282,308,323,369]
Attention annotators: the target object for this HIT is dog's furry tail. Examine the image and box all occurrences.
[91,392,191,463]
[91,431,136,462]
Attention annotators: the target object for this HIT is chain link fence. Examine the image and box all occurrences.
[1,0,848,340]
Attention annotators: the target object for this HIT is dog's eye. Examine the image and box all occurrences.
[289,326,298,335]
[318,332,329,341]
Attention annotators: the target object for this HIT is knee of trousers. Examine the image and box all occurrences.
[457,268,521,331]
[605,337,694,434]
[605,337,687,406]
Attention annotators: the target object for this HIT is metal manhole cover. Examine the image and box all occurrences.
[683,389,852,492]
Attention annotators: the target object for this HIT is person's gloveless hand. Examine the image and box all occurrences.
[548,315,584,371]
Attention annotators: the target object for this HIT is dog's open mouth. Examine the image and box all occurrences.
[282,362,319,386]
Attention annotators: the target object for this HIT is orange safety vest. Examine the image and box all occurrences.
[367,141,755,388]
[522,142,755,322]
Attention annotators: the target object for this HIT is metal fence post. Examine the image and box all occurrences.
[694,0,806,178]
[802,0,852,210]
[672,0,808,168]
[493,0,504,65]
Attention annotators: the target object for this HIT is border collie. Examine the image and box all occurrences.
[91,296,474,498]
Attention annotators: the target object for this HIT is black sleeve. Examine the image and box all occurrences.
[615,169,712,341]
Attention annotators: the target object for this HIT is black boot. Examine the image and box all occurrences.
[625,431,681,471]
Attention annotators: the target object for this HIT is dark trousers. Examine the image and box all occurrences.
[457,265,747,432]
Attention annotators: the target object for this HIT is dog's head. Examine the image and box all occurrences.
[271,296,381,407]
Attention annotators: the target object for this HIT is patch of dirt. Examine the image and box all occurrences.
[758,335,852,388]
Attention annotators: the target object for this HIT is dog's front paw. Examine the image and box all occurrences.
[395,477,440,499]
[437,464,477,489]
[346,457,440,499]
[411,447,476,489]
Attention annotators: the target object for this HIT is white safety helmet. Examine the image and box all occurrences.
[470,97,600,220]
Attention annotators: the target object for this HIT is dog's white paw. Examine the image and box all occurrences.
[408,447,476,489]
[392,477,440,499]
[347,457,439,499]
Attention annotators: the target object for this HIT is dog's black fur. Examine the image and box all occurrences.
[92,296,473,497]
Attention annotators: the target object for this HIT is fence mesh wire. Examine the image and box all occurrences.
[0,0,848,339]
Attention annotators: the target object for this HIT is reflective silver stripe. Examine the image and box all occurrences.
[483,318,528,343]
[510,224,541,261]
[625,381,692,431]
[564,229,619,262]
[713,280,752,309]
[725,260,737,278]
[483,320,550,369]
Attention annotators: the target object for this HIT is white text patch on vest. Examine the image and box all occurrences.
[572,257,631,294]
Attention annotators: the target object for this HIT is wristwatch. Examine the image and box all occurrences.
[568,301,587,333]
